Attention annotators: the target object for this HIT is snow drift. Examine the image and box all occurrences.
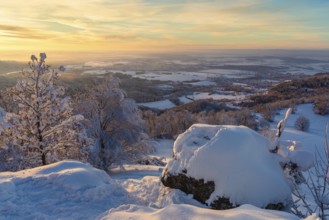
[162,124,292,208]
[99,203,313,220]
[0,160,129,219]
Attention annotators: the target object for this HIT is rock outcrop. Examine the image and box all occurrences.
[161,124,292,210]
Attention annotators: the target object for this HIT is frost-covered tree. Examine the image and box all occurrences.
[76,76,152,171]
[0,53,89,170]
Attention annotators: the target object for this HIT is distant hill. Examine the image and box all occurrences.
[0,61,24,75]
[246,73,329,115]
[249,73,329,103]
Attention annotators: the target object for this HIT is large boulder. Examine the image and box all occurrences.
[161,124,292,210]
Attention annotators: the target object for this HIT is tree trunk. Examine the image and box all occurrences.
[42,153,46,165]
[36,119,46,165]
[99,137,107,171]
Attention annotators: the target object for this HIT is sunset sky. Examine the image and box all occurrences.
[1,0,329,60]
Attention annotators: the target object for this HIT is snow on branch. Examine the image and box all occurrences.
[270,108,292,152]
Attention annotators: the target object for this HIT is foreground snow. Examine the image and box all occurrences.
[0,159,314,220]
[1,104,327,219]
[0,161,129,219]
[99,204,316,220]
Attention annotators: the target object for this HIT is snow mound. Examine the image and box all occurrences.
[0,160,129,220]
[276,140,314,171]
[99,203,306,220]
[164,124,291,208]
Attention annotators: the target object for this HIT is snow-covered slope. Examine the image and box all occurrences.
[1,104,327,219]
[274,104,329,155]
[99,203,315,220]
[0,160,129,219]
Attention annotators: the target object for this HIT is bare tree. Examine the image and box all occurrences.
[77,76,152,171]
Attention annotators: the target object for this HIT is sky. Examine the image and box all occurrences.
[1,0,329,60]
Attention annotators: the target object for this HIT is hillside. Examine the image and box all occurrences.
[249,73,329,104]
[1,104,328,219]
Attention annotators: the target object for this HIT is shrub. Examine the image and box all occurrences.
[294,116,310,132]
[262,109,275,122]
[314,98,329,115]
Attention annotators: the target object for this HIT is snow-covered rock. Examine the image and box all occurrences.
[99,203,311,220]
[161,124,292,209]
[276,140,314,172]
[0,160,129,220]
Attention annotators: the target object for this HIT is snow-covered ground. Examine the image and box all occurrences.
[84,61,130,67]
[132,71,212,82]
[0,104,327,219]
[200,69,255,78]
[186,92,245,102]
[0,161,130,219]
[177,92,246,105]
[82,69,110,75]
[186,81,217,86]
[81,69,255,82]
[0,160,316,220]
[138,99,176,110]
[273,104,329,155]
[99,204,311,220]
[138,92,246,109]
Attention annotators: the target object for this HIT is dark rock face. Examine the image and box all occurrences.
[210,197,236,210]
[265,203,285,211]
[137,157,166,166]
[161,168,286,211]
[281,161,305,185]
[161,169,215,204]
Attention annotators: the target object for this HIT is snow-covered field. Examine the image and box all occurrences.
[138,99,176,110]
[82,69,255,81]
[138,92,246,109]
[138,92,246,110]
[187,81,217,86]
[186,92,245,102]
[131,71,214,82]
[0,104,327,219]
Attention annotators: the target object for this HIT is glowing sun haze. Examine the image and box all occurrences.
[1,0,329,60]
